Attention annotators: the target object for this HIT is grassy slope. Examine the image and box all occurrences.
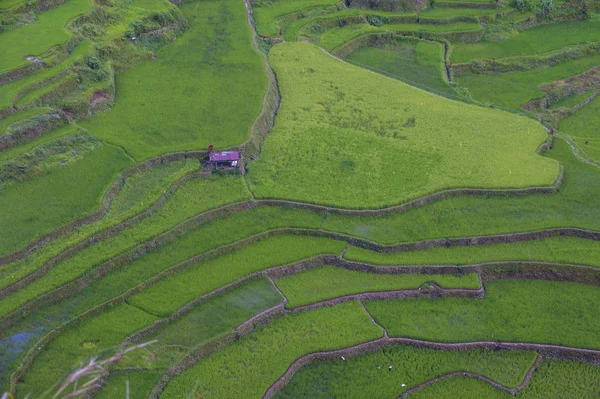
[367,279,600,349]
[318,22,482,52]
[456,54,600,108]
[275,266,480,308]
[0,175,250,316]
[127,235,346,316]
[0,207,322,392]
[451,19,600,63]
[0,41,92,110]
[0,0,92,73]
[64,278,282,398]
[0,158,198,288]
[344,236,600,267]
[0,142,133,256]
[322,140,600,243]
[247,42,557,209]
[346,40,453,94]
[162,301,382,398]
[253,0,340,37]
[276,346,535,398]
[78,0,266,160]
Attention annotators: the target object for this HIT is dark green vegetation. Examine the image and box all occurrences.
[1,0,600,396]
[346,39,454,94]
[277,346,536,398]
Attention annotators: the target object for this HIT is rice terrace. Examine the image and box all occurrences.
[0,0,600,394]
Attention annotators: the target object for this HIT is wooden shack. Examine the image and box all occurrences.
[208,151,239,168]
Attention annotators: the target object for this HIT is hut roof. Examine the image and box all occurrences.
[209,151,239,162]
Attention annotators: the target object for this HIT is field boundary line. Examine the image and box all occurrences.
[8,248,600,392]
[399,371,516,397]
[401,352,541,397]
[263,338,600,398]
[3,224,600,332]
[288,286,484,314]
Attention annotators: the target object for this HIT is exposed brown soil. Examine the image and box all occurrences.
[90,90,111,105]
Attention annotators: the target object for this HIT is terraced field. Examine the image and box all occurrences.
[1,0,599,396]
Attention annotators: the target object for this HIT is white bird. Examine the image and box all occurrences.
[341,356,345,361]
[402,384,406,387]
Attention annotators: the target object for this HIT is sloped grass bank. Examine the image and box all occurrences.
[346,39,453,94]
[276,345,536,398]
[0,175,250,317]
[161,301,382,398]
[275,266,480,308]
[247,42,558,209]
[366,279,600,349]
[0,158,198,287]
[0,207,322,392]
[79,0,267,160]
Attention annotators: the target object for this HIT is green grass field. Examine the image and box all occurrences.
[0,141,132,256]
[517,358,600,398]
[451,19,600,63]
[456,54,600,108]
[253,0,341,37]
[16,303,157,398]
[162,301,382,398]
[78,0,266,160]
[247,42,558,208]
[346,39,454,94]
[322,140,599,243]
[410,375,512,398]
[0,0,92,73]
[0,40,92,110]
[277,346,535,398]
[318,22,482,52]
[2,1,600,397]
[0,174,250,316]
[275,266,480,308]
[344,236,600,267]
[366,279,600,349]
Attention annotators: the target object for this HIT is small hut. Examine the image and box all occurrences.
[208,151,239,168]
